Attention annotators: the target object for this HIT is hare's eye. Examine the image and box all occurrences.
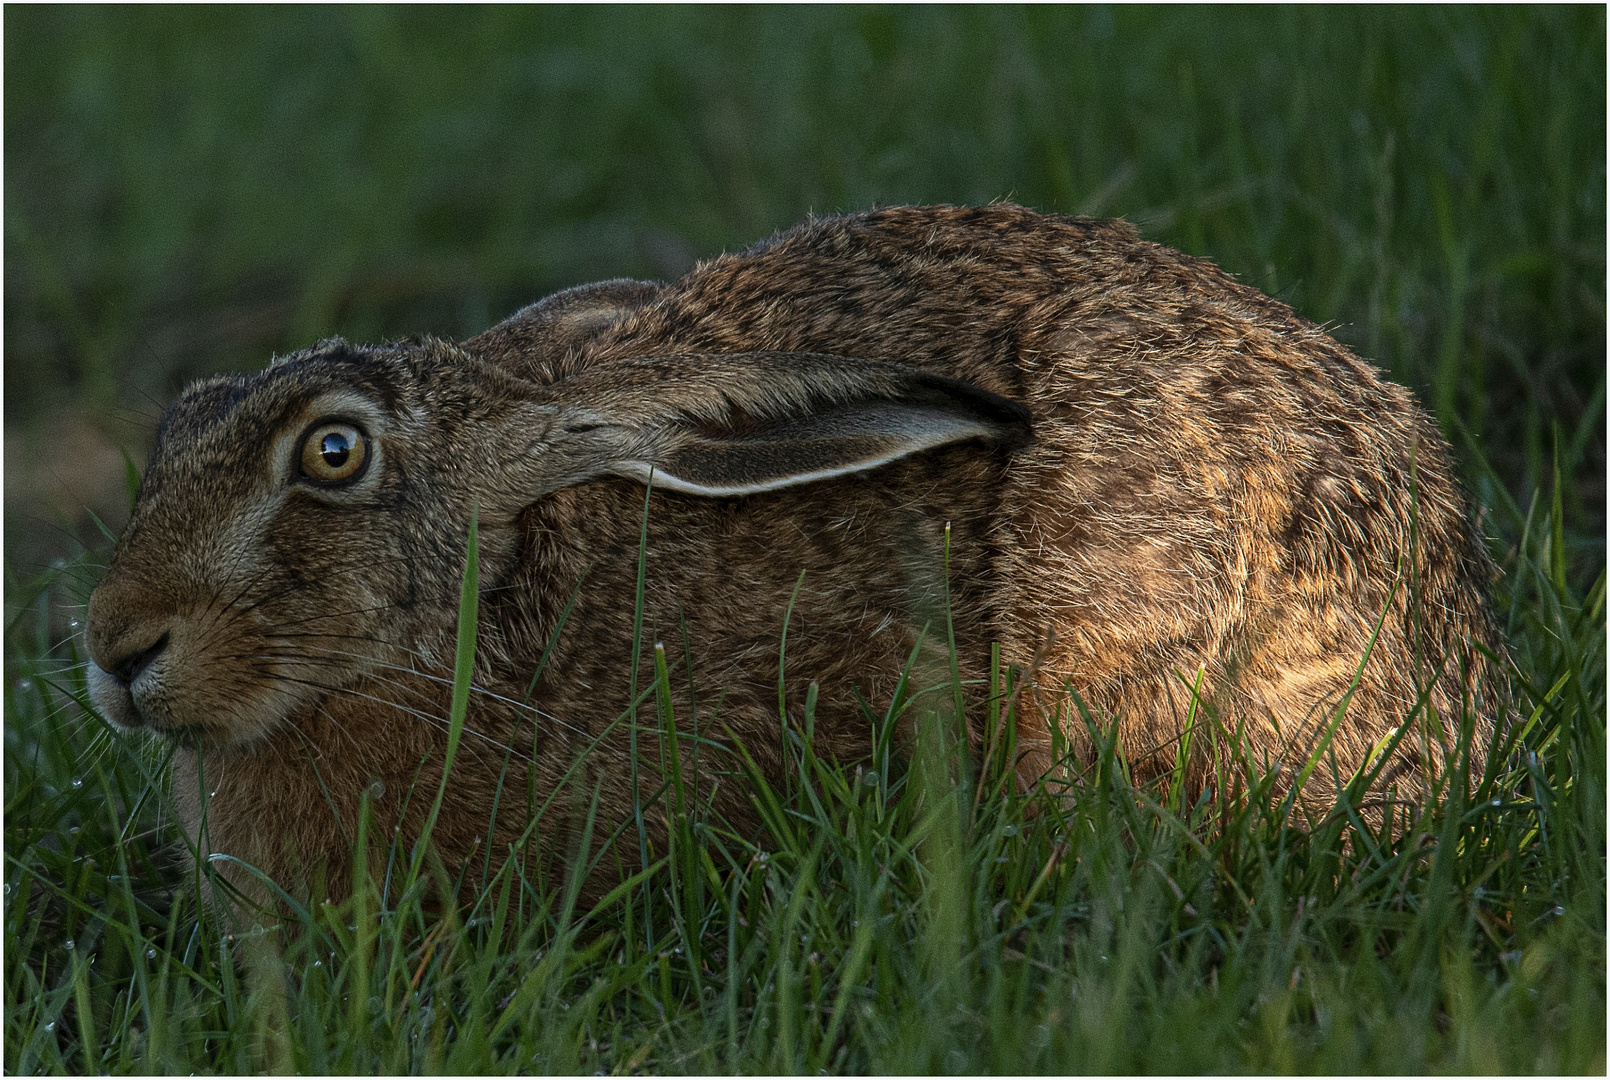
[299,422,368,484]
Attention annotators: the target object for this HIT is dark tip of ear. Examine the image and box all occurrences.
[909,374,1034,442]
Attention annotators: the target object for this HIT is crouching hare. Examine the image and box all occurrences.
[86,205,1505,909]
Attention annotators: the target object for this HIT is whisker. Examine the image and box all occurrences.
[254,641,591,735]
[261,672,535,765]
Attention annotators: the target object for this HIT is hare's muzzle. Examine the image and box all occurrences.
[85,606,173,728]
[104,630,170,689]
[85,567,193,729]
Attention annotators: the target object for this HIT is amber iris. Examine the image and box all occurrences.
[300,421,368,483]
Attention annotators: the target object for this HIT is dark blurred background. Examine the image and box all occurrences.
[6,7,1604,605]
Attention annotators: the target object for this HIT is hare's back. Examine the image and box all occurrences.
[584,206,1467,615]
[564,204,1498,800]
[595,203,1442,528]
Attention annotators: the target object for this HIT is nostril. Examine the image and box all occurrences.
[112,631,171,687]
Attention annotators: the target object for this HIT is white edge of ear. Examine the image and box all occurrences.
[611,419,998,498]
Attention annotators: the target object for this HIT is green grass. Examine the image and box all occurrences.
[5,6,1605,1074]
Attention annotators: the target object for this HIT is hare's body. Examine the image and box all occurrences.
[88,206,1503,906]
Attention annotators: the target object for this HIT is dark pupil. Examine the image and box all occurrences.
[320,432,351,468]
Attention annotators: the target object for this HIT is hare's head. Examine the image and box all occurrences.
[86,340,501,747]
[86,292,1031,750]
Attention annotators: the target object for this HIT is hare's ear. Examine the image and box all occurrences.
[466,279,661,381]
[634,379,1029,496]
[516,279,661,340]
[548,360,1032,498]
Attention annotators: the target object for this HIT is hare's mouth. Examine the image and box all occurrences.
[86,659,251,749]
[87,662,148,730]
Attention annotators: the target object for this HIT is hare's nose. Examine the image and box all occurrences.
[106,631,171,687]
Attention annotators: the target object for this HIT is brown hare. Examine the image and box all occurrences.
[85,204,1504,908]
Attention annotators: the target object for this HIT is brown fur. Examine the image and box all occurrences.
[85,205,1505,911]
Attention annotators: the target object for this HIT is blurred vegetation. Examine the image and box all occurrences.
[5,6,1604,575]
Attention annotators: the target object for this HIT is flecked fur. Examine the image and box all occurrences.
[85,205,1505,908]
